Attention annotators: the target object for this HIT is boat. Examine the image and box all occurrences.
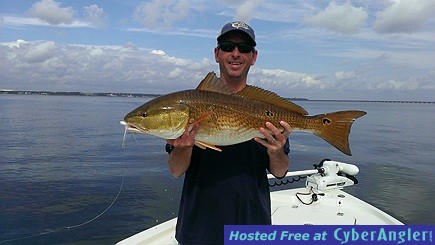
[117,159,403,245]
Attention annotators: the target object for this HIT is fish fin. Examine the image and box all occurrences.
[194,142,206,150]
[312,110,367,156]
[195,141,222,152]
[196,72,233,95]
[186,112,212,133]
[189,112,212,126]
[237,85,309,115]
[196,72,308,115]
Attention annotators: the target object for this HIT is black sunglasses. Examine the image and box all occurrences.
[218,41,255,53]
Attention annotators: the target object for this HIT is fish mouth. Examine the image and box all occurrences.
[120,120,144,133]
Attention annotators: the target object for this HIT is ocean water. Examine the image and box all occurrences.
[0,95,434,244]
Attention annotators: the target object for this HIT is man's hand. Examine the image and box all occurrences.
[255,121,292,178]
[167,123,200,178]
[167,123,200,148]
[255,121,292,153]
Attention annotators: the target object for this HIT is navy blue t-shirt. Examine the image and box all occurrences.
[174,139,289,244]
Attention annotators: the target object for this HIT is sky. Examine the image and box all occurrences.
[1,0,434,101]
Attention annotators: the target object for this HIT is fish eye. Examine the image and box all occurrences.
[141,112,147,117]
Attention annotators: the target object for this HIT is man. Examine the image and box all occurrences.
[166,21,292,244]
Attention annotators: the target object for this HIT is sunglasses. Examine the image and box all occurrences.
[218,41,255,53]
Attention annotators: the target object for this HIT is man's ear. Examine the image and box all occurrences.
[214,47,219,63]
[251,49,258,66]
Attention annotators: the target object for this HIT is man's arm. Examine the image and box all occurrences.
[168,146,193,178]
[166,123,199,178]
[267,145,290,178]
[254,121,292,178]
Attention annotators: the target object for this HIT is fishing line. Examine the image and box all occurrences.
[131,131,140,146]
[121,127,141,147]
[122,130,141,147]
[1,165,125,244]
[3,123,144,243]
[122,124,128,147]
[120,120,140,147]
[67,176,124,229]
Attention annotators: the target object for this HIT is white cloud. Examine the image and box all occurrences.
[2,1,106,28]
[124,42,138,50]
[218,0,263,23]
[373,0,435,34]
[29,0,75,25]
[244,2,312,23]
[3,39,28,48]
[23,41,56,63]
[0,40,213,93]
[150,50,166,55]
[251,69,328,90]
[0,39,433,101]
[84,4,108,28]
[335,71,356,80]
[372,79,421,91]
[2,16,53,27]
[134,0,190,28]
[88,47,105,57]
[235,0,262,22]
[168,68,183,78]
[1,15,90,28]
[304,2,367,34]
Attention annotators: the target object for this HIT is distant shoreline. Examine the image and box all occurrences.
[1,90,433,104]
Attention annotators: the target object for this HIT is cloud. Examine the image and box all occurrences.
[23,41,56,63]
[251,69,329,91]
[168,68,183,78]
[0,40,212,93]
[29,0,75,25]
[235,0,262,22]
[370,77,433,91]
[83,4,108,28]
[218,0,263,23]
[240,2,311,23]
[150,50,166,55]
[373,0,435,34]
[1,15,89,28]
[2,1,106,28]
[2,40,330,95]
[335,71,356,80]
[124,42,138,50]
[134,0,190,28]
[304,2,367,34]
[0,39,433,100]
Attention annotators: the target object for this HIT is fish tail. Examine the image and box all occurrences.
[312,110,366,156]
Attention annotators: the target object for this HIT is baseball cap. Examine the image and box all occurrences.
[217,21,256,46]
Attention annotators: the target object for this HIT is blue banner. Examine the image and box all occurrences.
[224,225,434,244]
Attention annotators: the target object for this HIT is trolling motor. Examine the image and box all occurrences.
[268,159,359,191]
[267,159,360,205]
[305,159,359,191]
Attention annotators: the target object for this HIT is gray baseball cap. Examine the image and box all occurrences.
[217,21,256,46]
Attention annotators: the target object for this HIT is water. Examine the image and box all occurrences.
[0,95,434,244]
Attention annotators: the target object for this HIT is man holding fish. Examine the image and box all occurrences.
[122,21,365,244]
[167,21,292,245]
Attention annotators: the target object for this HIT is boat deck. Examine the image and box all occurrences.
[117,187,402,245]
[271,187,402,225]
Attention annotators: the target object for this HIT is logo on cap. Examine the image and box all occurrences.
[231,21,250,31]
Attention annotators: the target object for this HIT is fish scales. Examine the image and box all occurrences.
[167,90,307,145]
